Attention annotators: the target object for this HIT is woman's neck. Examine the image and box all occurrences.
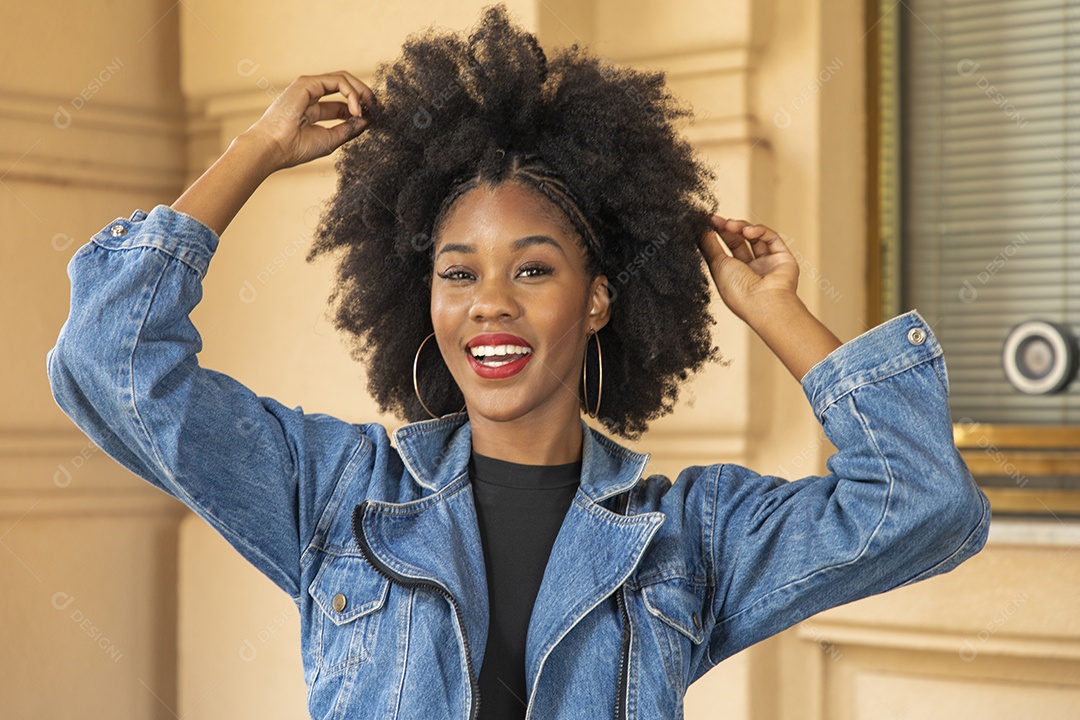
[467,406,584,465]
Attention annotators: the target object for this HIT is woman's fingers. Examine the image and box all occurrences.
[303,100,353,125]
[699,213,803,321]
[700,216,747,267]
[277,72,378,164]
[323,113,371,148]
[237,71,377,174]
[719,222,756,264]
[698,217,730,268]
[301,72,377,117]
[327,70,378,114]
[706,215,779,264]
[272,73,374,129]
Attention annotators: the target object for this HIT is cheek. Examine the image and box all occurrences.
[428,291,453,363]
[429,289,461,332]
[534,291,591,357]
[429,289,476,369]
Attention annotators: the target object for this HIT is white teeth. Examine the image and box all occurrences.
[469,344,533,359]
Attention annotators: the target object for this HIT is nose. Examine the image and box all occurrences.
[470,276,520,322]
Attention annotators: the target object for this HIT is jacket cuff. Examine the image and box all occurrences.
[800,310,944,419]
[90,204,220,278]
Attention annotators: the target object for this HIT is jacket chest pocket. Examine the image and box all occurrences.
[308,554,391,676]
[640,576,708,688]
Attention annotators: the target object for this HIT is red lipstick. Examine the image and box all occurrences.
[465,333,533,380]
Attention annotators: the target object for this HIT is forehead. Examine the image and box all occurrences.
[433,181,580,250]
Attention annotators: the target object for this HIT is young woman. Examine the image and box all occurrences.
[47,5,990,719]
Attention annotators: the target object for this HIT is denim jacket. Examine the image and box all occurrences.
[47,205,991,719]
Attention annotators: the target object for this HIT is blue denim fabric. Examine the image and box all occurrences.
[47,205,991,719]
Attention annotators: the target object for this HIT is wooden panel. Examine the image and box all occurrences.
[855,671,1080,719]
[782,518,1080,719]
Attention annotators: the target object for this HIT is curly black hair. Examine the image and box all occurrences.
[307,3,720,439]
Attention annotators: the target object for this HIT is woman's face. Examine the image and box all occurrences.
[430,181,610,425]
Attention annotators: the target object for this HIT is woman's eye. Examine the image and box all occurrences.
[518,264,552,278]
[437,269,474,282]
[436,265,551,282]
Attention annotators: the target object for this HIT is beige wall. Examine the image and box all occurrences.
[2,1,187,717]
[5,0,1079,718]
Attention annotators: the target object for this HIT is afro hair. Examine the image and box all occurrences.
[307,3,721,439]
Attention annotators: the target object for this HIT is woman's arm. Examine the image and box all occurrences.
[739,293,842,383]
[689,215,990,673]
[684,311,991,673]
[46,72,378,598]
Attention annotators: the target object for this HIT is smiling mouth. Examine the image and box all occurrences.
[467,344,534,367]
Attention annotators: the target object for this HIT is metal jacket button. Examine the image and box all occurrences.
[332,593,347,613]
[907,327,926,345]
[109,224,127,237]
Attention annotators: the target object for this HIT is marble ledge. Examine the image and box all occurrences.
[987,515,1080,548]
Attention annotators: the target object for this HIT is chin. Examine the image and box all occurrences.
[463,395,535,424]
[466,399,529,423]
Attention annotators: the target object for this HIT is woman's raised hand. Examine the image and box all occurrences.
[697,215,801,323]
[697,214,841,382]
[244,72,377,172]
[171,71,377,237]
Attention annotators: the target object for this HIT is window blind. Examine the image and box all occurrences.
[902,0,1080,424]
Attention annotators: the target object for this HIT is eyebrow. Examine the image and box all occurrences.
[434,234,566,259]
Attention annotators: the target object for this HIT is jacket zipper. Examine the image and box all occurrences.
[518,489,640,719]
[614,586,631,719]
[613,492,631,720]
[351,502,481,720]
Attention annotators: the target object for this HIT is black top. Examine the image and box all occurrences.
[470,450,581,720]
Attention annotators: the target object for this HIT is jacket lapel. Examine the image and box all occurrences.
[524,421,665,696]
[352,416,490,674]
[352,415,666,694]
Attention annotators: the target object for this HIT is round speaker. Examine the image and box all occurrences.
[1002,320,1078,395]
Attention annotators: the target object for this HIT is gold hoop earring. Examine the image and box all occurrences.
[582,329,603,418]
[413,332,466,420]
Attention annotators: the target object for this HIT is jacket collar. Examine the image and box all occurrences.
[362,413,663,692]
[391,413,651,501]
